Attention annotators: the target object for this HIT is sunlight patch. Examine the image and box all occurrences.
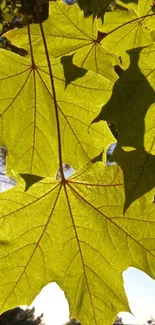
[56,163,75,180]
[30,282,69,325]
[123,267,155,323]
[122,146,136,152]
[0,146,16,192]
[106,143,116,166]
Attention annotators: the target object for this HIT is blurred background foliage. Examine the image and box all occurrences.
[0,0,116,36]
[0,0,50,55]
[0,0,50,35]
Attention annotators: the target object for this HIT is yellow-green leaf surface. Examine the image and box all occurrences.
[138,0,152,16]
[1,1,155,324]
[117,0,138,12]
[93,45,155,210]
[1,162,155,325]
[138,0,155,30]
[117,0,153,15]
[5,0,119,82]
[99,2,155,57]
[0,49,114,177]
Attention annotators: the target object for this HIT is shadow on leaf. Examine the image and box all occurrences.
[92,46,155,211]
[61,54,87,88]
[20,174,44,192]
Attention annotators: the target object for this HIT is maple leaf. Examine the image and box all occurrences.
[4,0,119,82]
[0,1,155,324]
[0,48,114,177]
[0,161,155,325]
[0,163,140,320]
[116,0,138,11]
[117,0,153,14]
[99,0,155,58]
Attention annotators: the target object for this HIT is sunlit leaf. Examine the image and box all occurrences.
[0,49,114,177]
[138,0,153,16]
[1,161,155,324]
[0,163,134,320]
[5,0,119,82]
[99,2,155,57]
[116,0,138,11]
[1,1,155,324]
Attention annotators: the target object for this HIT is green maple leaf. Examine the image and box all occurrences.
[0,161,154,325]
[138,0,153,16]
[0,162,155,325]
[117,0,153,13]
[0,48,114,177]
[116,0,138,11]
[4,0,119,82]
[1,1,155,324]
[93,45,155,211]
[99,0,155,58]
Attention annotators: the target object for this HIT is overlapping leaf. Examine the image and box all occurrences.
[117,0,138,11]
[117,0,153,14]
[99,0,155,58]
[138,0,153,16]
[0,162,155,325]
[0,48,114,177]
[1,1,155,324]
[5,0,119,82]
[93,45,155,210]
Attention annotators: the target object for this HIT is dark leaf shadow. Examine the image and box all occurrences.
[61,54,87,88]
[20,174,43,191]
[119,0,138,5]
[92,46,155,211]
